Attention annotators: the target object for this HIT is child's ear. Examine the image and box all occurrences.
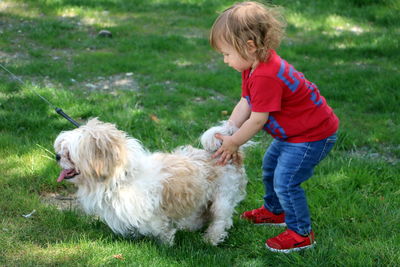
[246,40,257,54]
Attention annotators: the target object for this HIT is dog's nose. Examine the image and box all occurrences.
[56,154,61,161]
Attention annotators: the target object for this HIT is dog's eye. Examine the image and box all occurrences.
[56,154,61,161]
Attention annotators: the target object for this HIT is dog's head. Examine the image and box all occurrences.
[54,118,127,183]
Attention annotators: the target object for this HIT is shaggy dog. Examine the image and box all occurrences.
[54,118,247,245]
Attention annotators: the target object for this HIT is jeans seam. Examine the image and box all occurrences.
[263,142,282,214]
[287,142,311,235]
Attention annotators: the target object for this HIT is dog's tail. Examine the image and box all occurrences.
[200,120,257,153]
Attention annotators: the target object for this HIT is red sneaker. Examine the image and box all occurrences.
[241,206,286,226]
[266,229,316,253]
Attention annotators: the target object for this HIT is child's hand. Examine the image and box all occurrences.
[212,133,240,165]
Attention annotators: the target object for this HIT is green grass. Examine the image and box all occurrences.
[1,0,399,265]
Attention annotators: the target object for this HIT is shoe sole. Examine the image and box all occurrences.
[240,216,286,227]
[254,222,286,227]
[265,242,316,253]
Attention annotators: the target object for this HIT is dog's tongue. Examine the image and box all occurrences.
[57,169,73,182]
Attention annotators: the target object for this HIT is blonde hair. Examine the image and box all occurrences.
[210,1,286,61]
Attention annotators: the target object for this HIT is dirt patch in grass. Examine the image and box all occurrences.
[35,73,141,93]
[80,73,140,92]
[40,192,80,211]
[349,145,400,165]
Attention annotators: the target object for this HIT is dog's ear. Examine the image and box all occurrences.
[78,119,127,179]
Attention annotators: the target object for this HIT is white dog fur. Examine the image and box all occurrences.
[54,118,247,246]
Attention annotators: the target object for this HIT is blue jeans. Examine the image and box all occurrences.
[262,133,337,236]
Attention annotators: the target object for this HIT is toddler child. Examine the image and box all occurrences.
[209,1,339,253]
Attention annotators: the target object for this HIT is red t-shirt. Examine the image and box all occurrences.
[241,50,339,143]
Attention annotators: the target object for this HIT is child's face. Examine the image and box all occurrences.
[218,41,256,72]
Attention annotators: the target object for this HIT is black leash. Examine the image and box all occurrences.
[0,63,80,128]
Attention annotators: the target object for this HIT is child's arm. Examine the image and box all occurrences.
[228,97,252,128]
[213,110,269,165]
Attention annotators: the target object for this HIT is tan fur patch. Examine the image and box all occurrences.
[79,120,127,180]
[235,151,244,166]
[156,153,210,219]
[204,158,219,182]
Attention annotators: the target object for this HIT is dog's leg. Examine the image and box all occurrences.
[177,208,210,231]
[150,218,177,246]
[158,227,177,246]
[203,196,234,246]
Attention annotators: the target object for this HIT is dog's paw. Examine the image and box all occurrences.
[203,230,227,246]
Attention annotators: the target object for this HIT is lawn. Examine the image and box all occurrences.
[0,0,399,266]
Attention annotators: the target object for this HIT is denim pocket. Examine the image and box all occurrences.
[318,133,337,162]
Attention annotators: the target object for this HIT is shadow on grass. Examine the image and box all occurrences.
[2,186,249,266]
